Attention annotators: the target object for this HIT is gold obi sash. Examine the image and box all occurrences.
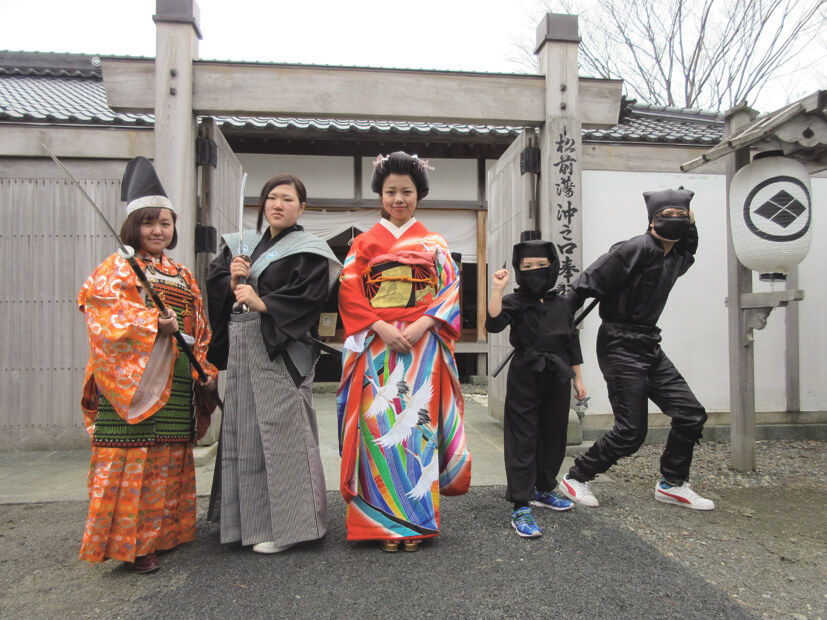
[364,251,438,309]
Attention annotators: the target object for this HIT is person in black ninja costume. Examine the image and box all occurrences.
[486,235,587,538]
[559,187,715,511]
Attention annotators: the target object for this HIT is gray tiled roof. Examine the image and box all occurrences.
[0,51,724,145]
[0,74,154,125]
[584,103,723,145]
[214,116,517,137]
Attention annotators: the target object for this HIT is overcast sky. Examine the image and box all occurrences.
[1,0,822,112]
[0,0,538,73]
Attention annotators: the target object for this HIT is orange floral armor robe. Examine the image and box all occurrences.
[77,251,217,563]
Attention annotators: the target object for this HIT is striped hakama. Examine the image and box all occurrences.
[217,312,327,546]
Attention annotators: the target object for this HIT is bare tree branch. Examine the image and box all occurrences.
[519,0,827,111]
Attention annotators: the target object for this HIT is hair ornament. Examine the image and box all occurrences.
[412,155,435,172]
[369,151,431,199]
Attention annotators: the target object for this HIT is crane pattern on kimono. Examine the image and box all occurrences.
[375,380,433,448]
[363,362,406,419]
[405,445,439,501]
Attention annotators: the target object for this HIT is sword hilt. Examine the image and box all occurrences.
[233,254,251,314]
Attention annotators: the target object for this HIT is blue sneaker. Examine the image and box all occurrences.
[510,507,542,538]
[531,489,574,512]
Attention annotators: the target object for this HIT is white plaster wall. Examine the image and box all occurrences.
[579,170,826,415]
[798,176,827,411]
[232,154,826,416]
[360,157,478,202]
[239,154,478,203]
[237,153,353,199]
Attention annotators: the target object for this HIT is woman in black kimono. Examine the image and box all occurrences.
[207,173,341,553]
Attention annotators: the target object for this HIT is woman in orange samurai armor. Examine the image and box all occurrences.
[77,157,218,573]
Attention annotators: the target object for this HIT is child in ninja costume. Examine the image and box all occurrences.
[559,187,715,511]
[486,234,587,538]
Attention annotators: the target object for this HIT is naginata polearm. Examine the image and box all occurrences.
[490,296,600,378]
[43,144,222,408]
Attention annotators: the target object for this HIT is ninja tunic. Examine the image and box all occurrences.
[565,224,707,484]
[567,225,698,326]
[486,291,583,504]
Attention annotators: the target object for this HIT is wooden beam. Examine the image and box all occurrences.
[0,125,153,159]
[353,156,362,201]
[785,268,801,413]
[476,210,487,343]
[536,21,583,293]
[476,158,486,204]
[101,58,622,127]
[726,107,758,473]
[153,20,199,270]
[227,133,513,159]
[304,198,486,210]
[740,290,804,308]
[585,143,728,174]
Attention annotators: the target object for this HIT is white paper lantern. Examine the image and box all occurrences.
[729,154,812,278]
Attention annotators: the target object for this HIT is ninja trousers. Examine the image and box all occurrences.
[503,352,571,504]
[570,323,707,485]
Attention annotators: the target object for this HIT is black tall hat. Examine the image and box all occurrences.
[121,156,175,215]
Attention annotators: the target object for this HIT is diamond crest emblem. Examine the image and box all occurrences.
[753,190,806,229]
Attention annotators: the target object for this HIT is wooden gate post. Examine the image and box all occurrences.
[725,104,758,472]
[534,14,583,293]
[153,0,201,269]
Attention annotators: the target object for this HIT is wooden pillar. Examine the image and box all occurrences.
[476,210,487,335]
[726,105,758,472]
[534,14,583,292]
[354,156,362,201]
[153,0,201,268]
[476,159,487,374]
[785,267,801,412]
[476,157,488,344]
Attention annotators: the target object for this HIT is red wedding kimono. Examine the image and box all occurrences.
[337,219,472,541]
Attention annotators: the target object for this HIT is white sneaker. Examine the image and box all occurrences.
[252,541,294,554]
[559,474,599,507]
[655,479,715,511]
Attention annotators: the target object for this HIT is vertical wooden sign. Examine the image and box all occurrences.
[535,14,583,293]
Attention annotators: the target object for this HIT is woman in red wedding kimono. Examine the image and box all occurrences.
[77,157,218,573]
[337,151,472,553]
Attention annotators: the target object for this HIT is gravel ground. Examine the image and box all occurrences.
[0,493,755,620]
[587,439,827,620]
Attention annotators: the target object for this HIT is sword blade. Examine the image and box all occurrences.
[44,145,222,407]
[42,144,128,254]
[234,172,250,313]
[237,172,248,254]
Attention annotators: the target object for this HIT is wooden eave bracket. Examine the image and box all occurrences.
[681,90,827,173]
[740,290,805,309]
[738,289,805,345]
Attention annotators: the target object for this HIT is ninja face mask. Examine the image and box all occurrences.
[512,239,560,297]
[652,212,690,241]
[519,265,557,296]
[643,187,694,242]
